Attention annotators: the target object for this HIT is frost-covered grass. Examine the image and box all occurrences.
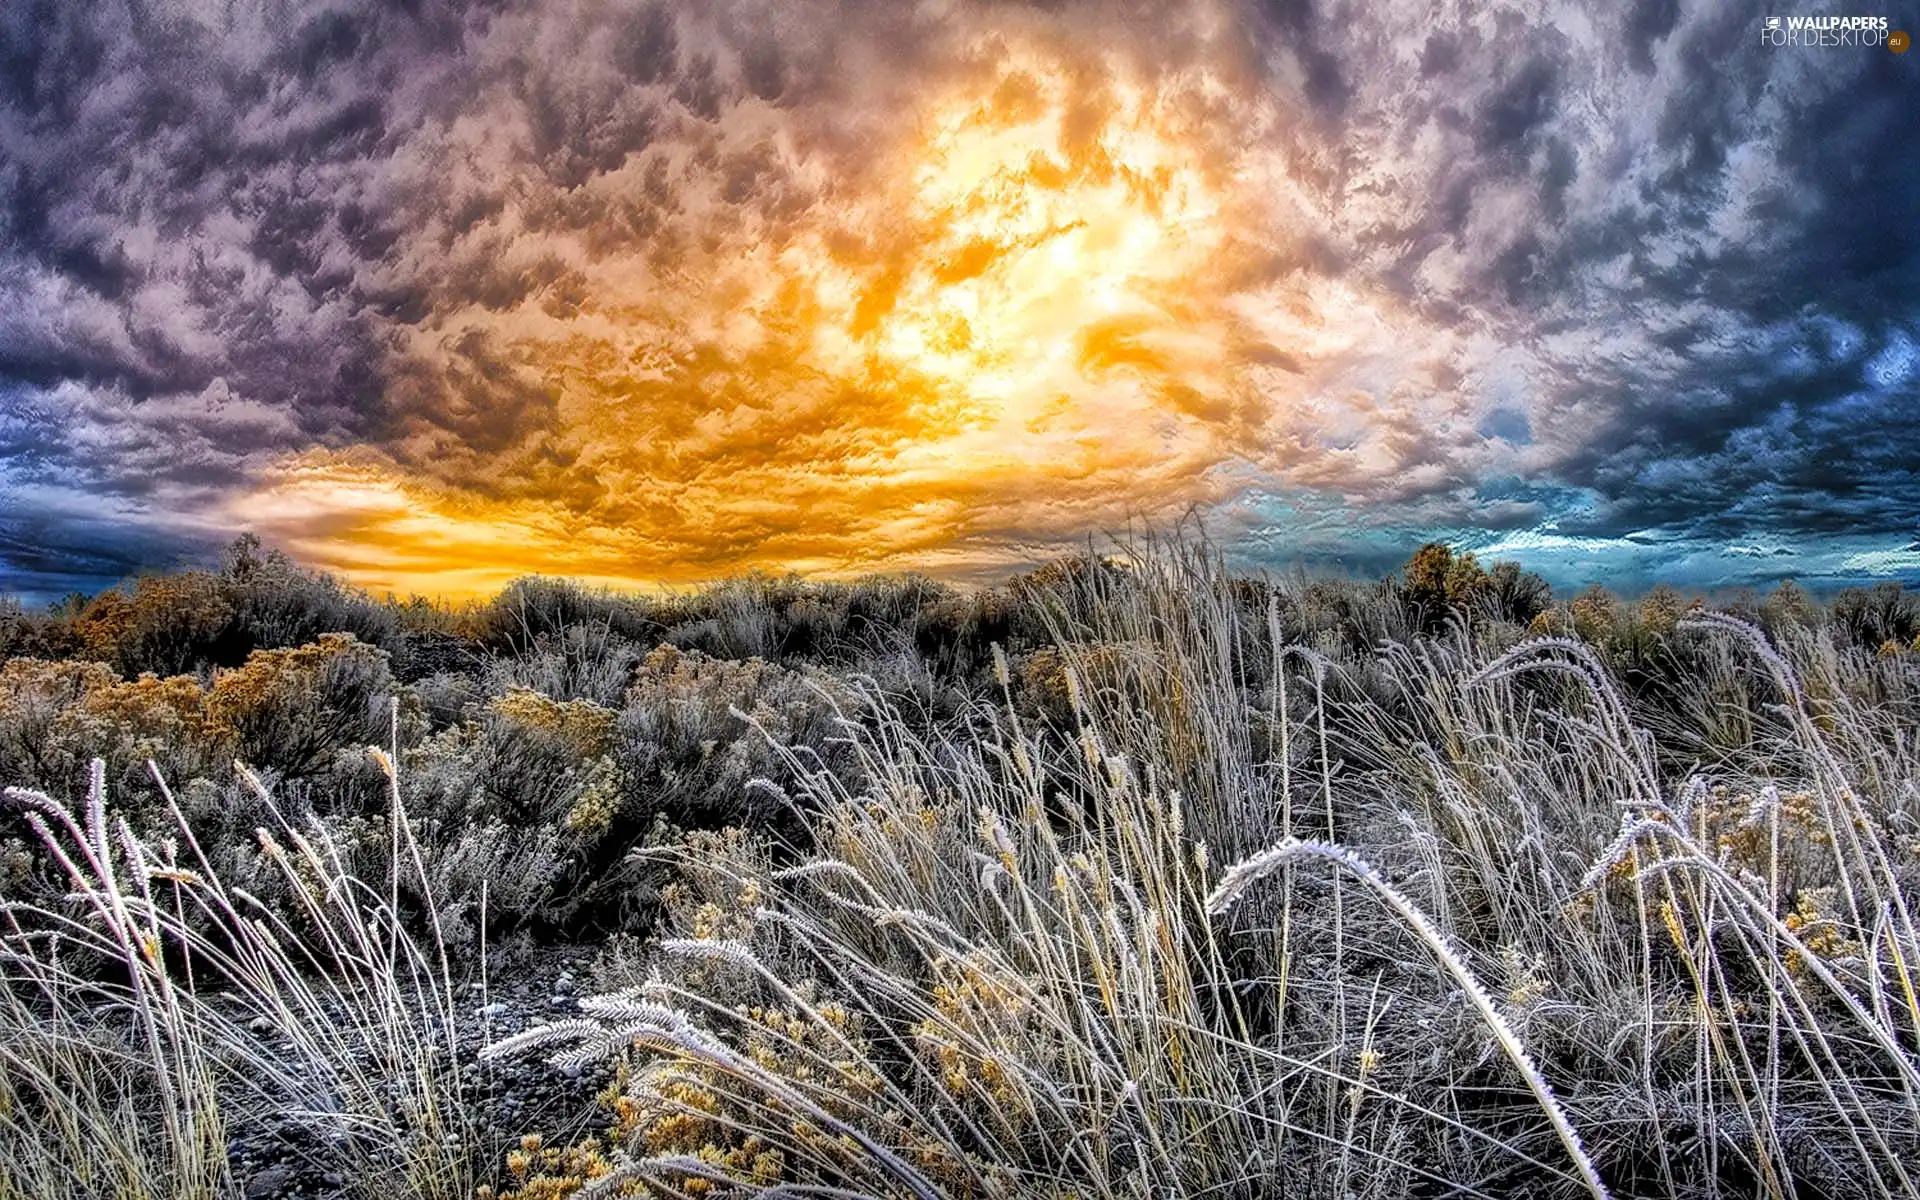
[2,752,477,1200]
[3,541,1918,1197]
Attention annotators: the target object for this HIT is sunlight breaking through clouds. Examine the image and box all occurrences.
[1,0,1917,597]
[221,20,1432,595]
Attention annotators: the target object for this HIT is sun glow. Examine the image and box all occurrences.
[232,41,1277,596]
[836,53,1240,460]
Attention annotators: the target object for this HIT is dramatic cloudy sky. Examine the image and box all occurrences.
[1,0,1916,600]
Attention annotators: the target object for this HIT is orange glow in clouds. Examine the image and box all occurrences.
[234,43,1282,596]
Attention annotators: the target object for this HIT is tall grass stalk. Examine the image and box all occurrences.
[1,751,478,1200]
[1207,835,1612,1200]
[499,540,1920,1197]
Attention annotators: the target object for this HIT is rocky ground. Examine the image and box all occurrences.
[225,948,621,1199]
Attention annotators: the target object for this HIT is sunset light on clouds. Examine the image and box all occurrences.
[2,1,1917,598]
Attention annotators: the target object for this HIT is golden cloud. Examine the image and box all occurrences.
[229,23,1448,597]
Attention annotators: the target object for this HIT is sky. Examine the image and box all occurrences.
[1,0,1917,602]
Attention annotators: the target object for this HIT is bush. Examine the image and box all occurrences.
[12,536,405,679]
[1831,582,1918,650]
[0,594,48,659]
[476,576,659,652]
[67,572,235,677]
[1485,559,1553,625]
[613,643,852,834]
[1636,583,1687,635]
[0,659,232,805]
[483,624,642,708]
[908,589,1018,684]
[1759,579,1816,635]
[1568,582,1619,643]
[205,634,396,782]
[218,534,402,656]
[1402,541,1488,609]
[1394,543,1546,633]
[390,628,477,684]
[397,686,672,939]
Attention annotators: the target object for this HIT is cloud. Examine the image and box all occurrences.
[1,0,1916,597]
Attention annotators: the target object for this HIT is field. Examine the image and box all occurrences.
[3,536,1919,1199]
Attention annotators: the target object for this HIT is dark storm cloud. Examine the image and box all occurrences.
[0,0,662,528]
[5,0,1280,595]
[1,0,1916,597]
[0,0,442,491]
[0,487,225,602]
[1231,0,1919,561]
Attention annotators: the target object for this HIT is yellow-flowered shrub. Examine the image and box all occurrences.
[206,633,393,779]
[0,658,230,800]
[1637,584,1687,636]
[489,688,617,758]
[69,572,234,677]
[1569,584,1618,643]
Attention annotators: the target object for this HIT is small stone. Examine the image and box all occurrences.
[248,1016,273,1035]
[245,1164,294,1199]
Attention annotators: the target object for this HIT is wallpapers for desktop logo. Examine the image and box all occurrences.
[1760,14,1905,49]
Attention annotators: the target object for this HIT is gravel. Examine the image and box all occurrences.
[219,946,620,1199]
